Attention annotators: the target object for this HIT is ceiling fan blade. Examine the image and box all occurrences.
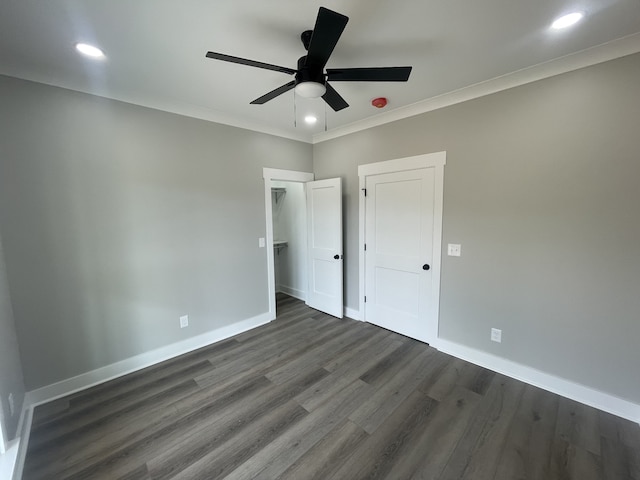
[305,7,349,70]
[326,66,413,82]
[250,81,296,104]
[322,83,349,112]
[206,52,297,75]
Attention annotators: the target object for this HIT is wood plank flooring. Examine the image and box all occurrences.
[23,294,640,479]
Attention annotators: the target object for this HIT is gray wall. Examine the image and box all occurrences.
[0,233,25,439]
[0,75,312,390]
[313,52,640,404]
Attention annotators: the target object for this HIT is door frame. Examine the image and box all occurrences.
[0,413,6,454]
[358,152,446,342]
[263,168,314,320]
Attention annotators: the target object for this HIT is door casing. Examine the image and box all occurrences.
[263,168,314,320]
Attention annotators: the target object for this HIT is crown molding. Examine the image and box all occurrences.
[103,92,314,143]
[115,95,314,143]
[312,32,640,144]
[0,74,313,144]
[5,31,640,145]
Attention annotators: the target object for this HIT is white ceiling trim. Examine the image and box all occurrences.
[8,31,639,146]
[312,32,640,144]
[86,92,314,144]
[3,74,312,144]
[124,98,313,143]
[105,95,312,143]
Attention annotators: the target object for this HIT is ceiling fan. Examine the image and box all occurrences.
[205,7,412,112]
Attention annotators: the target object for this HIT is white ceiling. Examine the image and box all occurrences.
[1,0,639,143]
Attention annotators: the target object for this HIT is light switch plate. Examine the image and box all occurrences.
[180,315,189,328]
[448,243,461,256]
[258,237,266,248]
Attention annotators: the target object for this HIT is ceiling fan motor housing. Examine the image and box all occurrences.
[296,56,325,86]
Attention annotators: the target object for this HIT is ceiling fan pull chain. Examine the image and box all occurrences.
[324,102,328,132]
[293,91,297,128]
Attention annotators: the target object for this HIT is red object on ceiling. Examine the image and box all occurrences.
[371,97,388,108]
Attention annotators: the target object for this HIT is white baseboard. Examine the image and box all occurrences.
[25,311,272,408]
[344,307,361,321]
[0,436,19,480]
[277,285,306,302]
[1,395,30,480]
[11,402,31,480]
[434,338,640,424]
[11,311,271,479]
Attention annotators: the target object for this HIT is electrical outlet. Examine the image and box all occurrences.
[8,393,15,416]
[258,237,266,248]
[491,328,502,343]
[180,315,189,328]
[448,244,461,256]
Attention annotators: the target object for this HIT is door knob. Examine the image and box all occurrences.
[422,264,430,271]
[334,254,340,260]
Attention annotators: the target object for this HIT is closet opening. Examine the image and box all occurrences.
[263,168,314,320]
[271,181,308,311]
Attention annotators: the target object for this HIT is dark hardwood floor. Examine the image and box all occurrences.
[23,294,640,479]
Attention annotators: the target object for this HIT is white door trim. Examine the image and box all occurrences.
[263,168,314,319]
[358,152,446,341]
[0,414,6,454]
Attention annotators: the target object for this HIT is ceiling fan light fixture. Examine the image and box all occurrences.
[551,12,584,29]
[294,81,326,98]
[75,43,105,58]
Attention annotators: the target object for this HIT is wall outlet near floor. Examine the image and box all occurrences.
[8,393,15,416]
[491,328,502,343]
[448,243,461,256]
[179,315,189,329]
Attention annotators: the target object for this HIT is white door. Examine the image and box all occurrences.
[306,178,343,318]
[364,168,436,342]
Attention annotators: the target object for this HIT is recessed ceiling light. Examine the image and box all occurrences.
[304,115,317,125]
[75,43,105,58]
[551,12,584,30]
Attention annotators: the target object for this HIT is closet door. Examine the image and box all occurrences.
[364,168,435,342]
